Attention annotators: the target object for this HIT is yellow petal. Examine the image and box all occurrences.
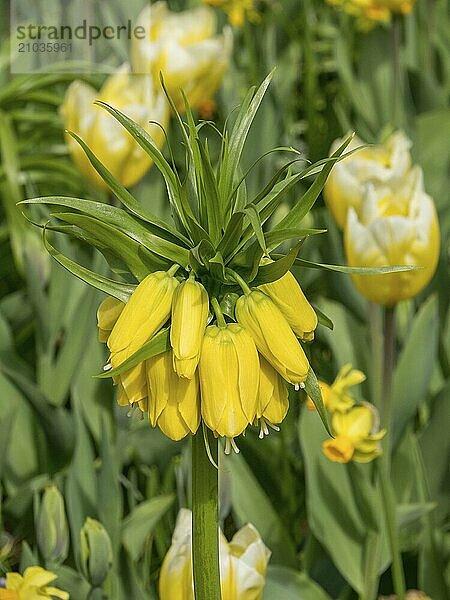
[322,437,354,463]
[257,357,289,424]
[235,290,309,384]
[97,296,125,342]
[259,271,317,341]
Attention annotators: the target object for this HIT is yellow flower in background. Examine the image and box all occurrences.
[61,65,169,190]
[324,131,412,228]
[327,0,415,28]
[1,567,68,600]
[132,2,232,112]
[199,323,259,441]
[307,364,365,413]
[146,351,200,441]
[170,277,209,379]
[323,404,385,463]
[235,290,309,385]
[344,168,440,305]
[205,0,259,27]
[159,509,270,600]
[96,296,125,343]
[256,357,289,437]
[259,270,318,342]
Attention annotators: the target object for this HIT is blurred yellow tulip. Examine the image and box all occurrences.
[344,168,440,305]
[323,404,385,463]
[132,2,232,111]
[307,363,365,413]
[324,131,412,228]
[235,290,309,385]
[159,509,270,600]
[199,323,259,440]
[61,64,169,189]
[170,277,209,379]
[2,567,68,600]
[259,270,317,342]
[146,350,200,440]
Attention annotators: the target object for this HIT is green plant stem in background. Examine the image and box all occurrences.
[192,429,221,600]
[370,304,406,600]
[391,15,403,129]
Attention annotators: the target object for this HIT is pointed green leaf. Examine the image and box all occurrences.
[303,368,331,436]
[252,243,302,286]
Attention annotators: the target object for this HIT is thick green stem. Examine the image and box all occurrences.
[369,304,406,599]
[192,429,221,600]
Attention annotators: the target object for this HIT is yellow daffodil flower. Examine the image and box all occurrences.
[307,363,365,413]
[204,0,259,27]
[159,509,270,600]
[324,131,412,228]
[61,65,169,190]
[170,277,209,379]
[323,404,386,463]
[146,351,200,440]
[256,357,289,437]
[259,270,318,341]
[132,2,232,111]
[1,567,68,600]
[96,296,125,343]
[235,290,309,385]
[199,323,259,440]
[344,168,440,305]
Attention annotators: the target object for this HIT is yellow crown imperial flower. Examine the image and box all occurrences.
[307,363,365,413]
[146,351,200,441]
[108,269,179,364]
[1,567,68,600]
[324,131,412,228]
[256,357,289,438]
[259,270,318,342]
[132,2,232,112]
[344,168,440,305]
[96,296,125,343]
[235,290,309,385]
[61,65,169,190]
[199,323,259,442]
[322,404,386,463]
[170,276,209,379]
[159,509,271,600]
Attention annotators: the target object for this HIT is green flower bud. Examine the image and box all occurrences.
[80,518,113,588]
[36,485,69,566]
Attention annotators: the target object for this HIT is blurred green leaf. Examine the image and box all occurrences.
[264,566,332,600]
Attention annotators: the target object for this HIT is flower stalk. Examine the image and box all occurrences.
[192,429,221,600]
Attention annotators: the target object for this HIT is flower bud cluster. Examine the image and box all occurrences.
[307,364,385,463]
[97,266,317,447]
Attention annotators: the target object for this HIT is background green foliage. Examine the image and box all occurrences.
[0,0,449,598]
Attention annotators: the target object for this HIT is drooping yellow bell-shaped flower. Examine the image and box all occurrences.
[159,509,270,600]
[146,350,200,440]
[96,296,125,343]
[2,567,68,600]
[323,404,385,463]
[324,131,412,228]
[170,277,209,379]
[61,64,169,190]
[235,290,309,385]
[132,2,232,111]
[256,357,289,437]
[108,270,179,365]
[259,270,317,342]
[116,363,148,409]
[307,363,365,413]
[344,168,440,305]
[199,323,259,439]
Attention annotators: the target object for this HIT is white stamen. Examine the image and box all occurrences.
[230,438,240,454]
[103,363,112,371]
[294,383,300,391]
[299,381,306,389]
[224,438,231,455]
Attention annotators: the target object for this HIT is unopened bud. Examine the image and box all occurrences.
[36,485,69,566]
[80,518,112,588]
